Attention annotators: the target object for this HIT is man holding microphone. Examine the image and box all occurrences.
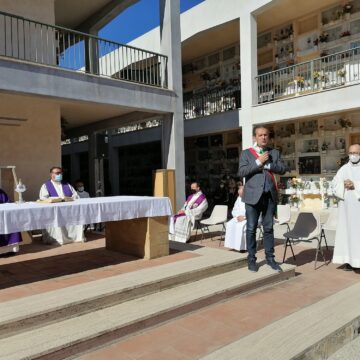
[239,125,287,272]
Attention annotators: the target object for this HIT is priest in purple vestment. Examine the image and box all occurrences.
[0,188,22,254]
[39,166,84,245]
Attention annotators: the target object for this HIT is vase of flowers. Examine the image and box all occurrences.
[290,195,300,208]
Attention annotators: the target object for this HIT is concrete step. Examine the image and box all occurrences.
[0,245,247,339]
[200,281,360,360]
[0,263,295,360]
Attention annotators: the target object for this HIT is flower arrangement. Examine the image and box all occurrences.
[321,142,329,151]
[340,30,351,38]
[319,32,329,42]
[338,117,352,128]
[290,195,300,204]
[337,69,346,77]
[337,156,348,167]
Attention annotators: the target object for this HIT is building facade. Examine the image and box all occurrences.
[62,0,360,208]
[0,0,185,207]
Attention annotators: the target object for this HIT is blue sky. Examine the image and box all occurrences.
[99,0,204,44]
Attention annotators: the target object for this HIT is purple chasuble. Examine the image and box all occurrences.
[173,192,206,223]
[0,189,22,247]
[45,180,73,197]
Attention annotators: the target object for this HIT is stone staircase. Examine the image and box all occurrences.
[0,243,295,360]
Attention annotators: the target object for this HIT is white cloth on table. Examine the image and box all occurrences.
[332,161,360,268]
[0,196,172,234]
[224,196,247,251]
[169,191,208,243]
[40,180,83,245]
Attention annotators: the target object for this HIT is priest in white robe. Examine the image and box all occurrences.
[332,144,360,270]
[224,185,247,251]
[39,166,85,245]
[169,182,208,243]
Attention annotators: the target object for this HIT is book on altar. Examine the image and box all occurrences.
[36,197,74,203]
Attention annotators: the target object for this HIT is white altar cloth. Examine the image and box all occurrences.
[0,196,172,235]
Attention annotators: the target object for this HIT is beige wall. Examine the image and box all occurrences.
[0,0,55,24]
[0,93,61,200]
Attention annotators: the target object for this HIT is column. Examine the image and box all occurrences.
[84,28,99,75]
[239,12,258,149]
[88,133,97,196]
[160,0,185,210]
[108,135,120,195]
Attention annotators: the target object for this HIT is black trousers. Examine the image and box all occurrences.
[245,192,276,262]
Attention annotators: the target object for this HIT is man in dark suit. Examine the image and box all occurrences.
[239,125,287,272]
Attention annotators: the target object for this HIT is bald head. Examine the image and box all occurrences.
[349,144,360,164]
[349,144,360,153]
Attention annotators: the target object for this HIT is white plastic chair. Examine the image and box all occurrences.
[200,205,228,242]
[275,204,291,232]
[320,208,338,251]
[282,212,326,269]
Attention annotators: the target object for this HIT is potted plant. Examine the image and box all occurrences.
[321,142,329,154]
[290,195,300,208]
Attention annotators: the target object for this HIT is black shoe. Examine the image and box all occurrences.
[343,264,353,271]
[248,260,258,273]
[267,259,283,272]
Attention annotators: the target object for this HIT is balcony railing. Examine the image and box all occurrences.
[0,11,168,88]
[183,84,241,120]
[256,46,360,104]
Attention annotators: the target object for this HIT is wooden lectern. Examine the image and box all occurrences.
[153,169,176,212]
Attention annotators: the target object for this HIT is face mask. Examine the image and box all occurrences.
[191,189,197,194]
[77,186,84,192]
[54,174,63,182]
[349,154,360,163]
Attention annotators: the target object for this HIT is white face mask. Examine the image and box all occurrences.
[349,154,360,163]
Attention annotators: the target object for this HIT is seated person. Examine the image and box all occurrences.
[39,166,84,245]
[75,180,90,198]
[169,182,208,243]
[0,188,22,254]
[224,184,247,251]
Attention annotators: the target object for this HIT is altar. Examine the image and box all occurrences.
[0,196,172,260]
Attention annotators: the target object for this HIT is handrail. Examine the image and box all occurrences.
[256,46,360,103]
[0,10,168,88]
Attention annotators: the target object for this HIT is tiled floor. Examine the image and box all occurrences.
[78,235,360,360]
[0,232,198,303]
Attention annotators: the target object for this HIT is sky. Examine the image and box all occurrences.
[99,0,204,44]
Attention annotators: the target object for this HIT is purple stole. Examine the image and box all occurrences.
[45,180,73,197]
[0,189,22,246]
[173,192,206,223]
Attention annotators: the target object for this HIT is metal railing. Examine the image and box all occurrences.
[0,11,168,88]
[256,46,360,103]
[183,84,241,120]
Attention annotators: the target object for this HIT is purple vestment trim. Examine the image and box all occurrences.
[0,189,22,246]
[45,180,72,197]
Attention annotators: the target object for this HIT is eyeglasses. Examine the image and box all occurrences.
[52,172,62,175]
[348,152,360,155]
